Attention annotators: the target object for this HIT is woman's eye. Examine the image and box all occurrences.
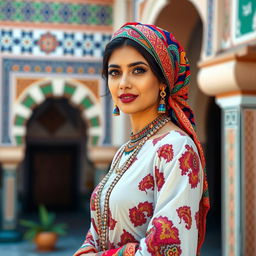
[108,69,120,77]
[133,67,147,74]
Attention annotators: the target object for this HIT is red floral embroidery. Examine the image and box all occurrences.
[176,206,192,230]
[160,245,182,256]
[118,229,138,247]
[145,216,181,256]
[129,201,153,227]
[138,174,154,193]
[157,144,174,163]
[108,241,116,249]
[155,167,165,191]
[195,211,199,230]
[178,144,200,188]
[85,229,94,245]
[152,133,169,146]
[108,209,117,230]
[128,29,141,38]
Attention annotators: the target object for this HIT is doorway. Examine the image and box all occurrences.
[26,144,78,211]
[22,97,88,212]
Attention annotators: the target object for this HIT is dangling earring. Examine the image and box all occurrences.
[158,87,166,113]
[113,104,120,116]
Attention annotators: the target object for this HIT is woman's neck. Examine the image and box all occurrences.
[129,108,160,134]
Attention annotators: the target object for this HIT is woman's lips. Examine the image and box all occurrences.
[119,94,138,103]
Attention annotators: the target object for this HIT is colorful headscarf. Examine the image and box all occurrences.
[111,22,210,255]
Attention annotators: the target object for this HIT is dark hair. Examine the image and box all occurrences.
[102,37,168,87]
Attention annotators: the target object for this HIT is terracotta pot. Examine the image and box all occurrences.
[34,232,58,251]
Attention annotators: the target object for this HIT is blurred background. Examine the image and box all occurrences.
[0,0,255,255]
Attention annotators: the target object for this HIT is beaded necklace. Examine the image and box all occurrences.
[95,115,170,251]
[124,114,169,154]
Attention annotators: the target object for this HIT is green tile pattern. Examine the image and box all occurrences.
[80,96,93,109]
[22,95,36,108]
[15,136,23,145]
[64,84,76,96]
[0,1,113,26]
[40,84,53,96]
[89,116,99,127]
[14,115,26,126]
[91,135,99,145]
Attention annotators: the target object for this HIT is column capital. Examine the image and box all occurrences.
[198,45,256,96]
[216,94,256,108]
[0,146,25,167]
[88,146,118,169]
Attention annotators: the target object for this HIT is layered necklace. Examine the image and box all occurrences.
[94,114,170,251]
[124,114,168,154]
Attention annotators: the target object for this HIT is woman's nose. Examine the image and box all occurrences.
[119,74,131,89]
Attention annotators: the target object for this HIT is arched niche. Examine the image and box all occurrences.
[12,78,103,146]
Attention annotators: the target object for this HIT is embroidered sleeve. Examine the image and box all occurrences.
[92,137,203,256]
[73,226,98,256]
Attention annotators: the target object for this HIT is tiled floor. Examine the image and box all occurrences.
[0,212,221,256]
[0,212,89,256]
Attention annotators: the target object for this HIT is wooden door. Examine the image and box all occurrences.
[28,145,78,211]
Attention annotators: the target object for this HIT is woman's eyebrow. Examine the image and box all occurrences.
[108,64,120,68]
[128,61,148,67]
[108,61,148,69]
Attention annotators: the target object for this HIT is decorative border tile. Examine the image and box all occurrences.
[206,0,214,56]
[0,0,113,26]
[0,28,111,57]
[224,108,241,256]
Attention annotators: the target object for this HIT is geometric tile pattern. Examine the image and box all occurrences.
[13,78,103,146]
[1,58,109,145]
[244,109,256,256]
[0,0,113,26]
[0,29,112,57]
[224,108,241,256]
[206,0,214,56]
[226,128,236,256]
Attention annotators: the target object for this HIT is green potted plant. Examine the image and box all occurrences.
[20,205,67,251]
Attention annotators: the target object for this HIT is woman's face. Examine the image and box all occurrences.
[108,45,164,116]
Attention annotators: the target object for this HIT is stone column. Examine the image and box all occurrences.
[216,95,256,256]
[88,146,118,185]
[198,47,256,256]
[0,146,24,242]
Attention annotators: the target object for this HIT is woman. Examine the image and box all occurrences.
[74,23,209,256]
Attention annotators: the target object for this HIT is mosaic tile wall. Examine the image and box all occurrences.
[0,29,111,57]
[0,0,113,146]
[0,0,112,26]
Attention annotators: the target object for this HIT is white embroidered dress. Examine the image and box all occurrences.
[74,130,203,256]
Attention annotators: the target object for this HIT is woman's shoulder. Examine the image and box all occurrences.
[148,129,198,155]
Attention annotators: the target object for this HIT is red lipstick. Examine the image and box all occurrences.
[119,93,138,103]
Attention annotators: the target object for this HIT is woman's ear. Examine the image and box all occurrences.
[160,84,167,90]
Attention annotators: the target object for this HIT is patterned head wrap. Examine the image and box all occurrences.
[111,22,210,255]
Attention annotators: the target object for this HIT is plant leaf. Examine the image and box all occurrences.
[51,223,67,235]
[38,205,56,228]
[23,229,38,241]
[47,212,56,227]
[19,219,39,228]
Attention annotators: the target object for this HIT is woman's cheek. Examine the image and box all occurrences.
[108,83,118,100]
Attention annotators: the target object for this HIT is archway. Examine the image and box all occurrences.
[12,78,103,146]
[13,79,102,212]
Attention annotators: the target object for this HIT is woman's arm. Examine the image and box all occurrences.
[73,228,98,256]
